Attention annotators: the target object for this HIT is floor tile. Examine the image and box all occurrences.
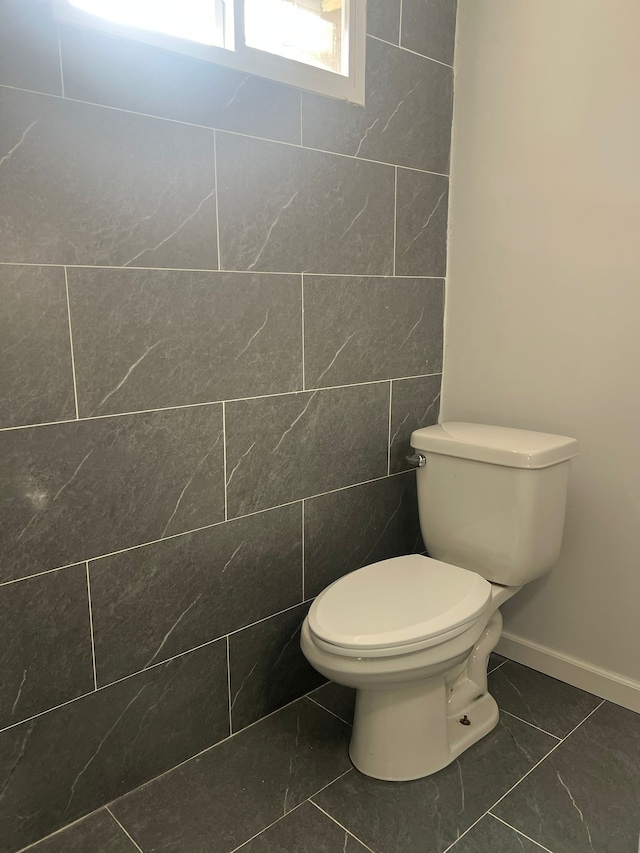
[449,815,547,852]
[488,660,602,737]
[488,653,506,672]
[313,714,557,853]
[239,802,369,852]
[24,809,139,853]
[311,682,356,725]
[494,701,639,853]
[111,698,351,853]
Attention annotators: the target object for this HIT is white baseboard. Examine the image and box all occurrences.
[495,631,640,714]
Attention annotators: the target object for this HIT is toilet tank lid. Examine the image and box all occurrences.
[411,423,579,469]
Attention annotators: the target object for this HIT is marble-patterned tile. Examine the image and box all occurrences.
[367,0,401,44]
[60,25,301,143]
[225,384,389,518]
[0,265,75,428]
[401,0,458,66]
[0,565,93,729]
[449,815,547,853]
[311,682,356,726]
[0,0,62,95]
[304,276,444,388]
[216,131,394,275]
[395,171,449,277]
[111,698,351,853]
[304,473,423,598]
[241,801,370,852]
[488,653,507,673]
[229,602,325,731]
[0,405,224,583]
[0,642,229,853]
[389,374,442,473]
[67,268,302,417]
[313,714,557,853]
[26,809,140,853]
[488,661,602,737]
[90,504,303,686]
[494,702,640,853]
[0,87,217,268]
[302,37,454,174]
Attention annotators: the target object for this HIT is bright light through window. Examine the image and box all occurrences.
[244,0,346,76]
[69,0,224,46]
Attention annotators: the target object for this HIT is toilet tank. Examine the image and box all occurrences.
[410,423,579,586]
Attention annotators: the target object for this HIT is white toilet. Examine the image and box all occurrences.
[301,422,578,781]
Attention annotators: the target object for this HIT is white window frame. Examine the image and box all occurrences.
[54,0,367,105]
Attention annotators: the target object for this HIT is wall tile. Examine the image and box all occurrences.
[90,504,303,686]
[304,275,444,387]
[0,641,229,853]
[390,374,442,473]
[0,87,217,268]
[225,384,389,517]
[26,810,140,853]
[216,132,394,275]
[60,26,301,144]
[396,170,449,276]
[367,0,401,44]
[0,405,224,583]
[229,603,325,730]
[304,473,423,597]
[67,268,302,417]
[302,37,454,174]
[111,699,350,853]
[0,565,93,729]
[401,0,458,66]
[0,0,62,95]
[0,265,75,428]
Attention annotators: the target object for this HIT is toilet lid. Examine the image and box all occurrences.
[308,554,491,651]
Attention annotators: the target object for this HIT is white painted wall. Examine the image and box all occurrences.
[443,0,640,704]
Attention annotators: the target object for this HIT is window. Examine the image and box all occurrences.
[55,0,366,104]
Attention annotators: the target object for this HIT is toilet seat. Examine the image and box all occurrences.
[308,554,491,659]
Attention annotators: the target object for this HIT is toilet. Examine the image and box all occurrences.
[301,422,579,781]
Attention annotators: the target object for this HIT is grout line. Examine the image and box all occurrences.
[387,381,393,475]
[0,598,317,735]
[307,695,352,727]
[0,81,450,178]
[301,274,306,390]
[226,635,233,735]
[369,33,454,69]
[57,27,65,98]
[229,770,353,852]
[0,468,418,592]
[441,699,607,853]
[14,805,108,853]
[499,710,561,742]
[85,562,98,691]
[309,802,379,853]
[106,807,145,853]
[213,131,222,271]
[487,658,508,674]
[63,266,80,419]
[392,166,398,276]
[489,814,557,853]
[0,371,443,434]
[0,262,446,279]
[301,500,305,601]
[222,401,228,521]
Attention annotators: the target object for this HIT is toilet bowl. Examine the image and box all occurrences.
[301,554,518,780]
[301,422,579,781]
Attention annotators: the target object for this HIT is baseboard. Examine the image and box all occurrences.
[495,631,640,714]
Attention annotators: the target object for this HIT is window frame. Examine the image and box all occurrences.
[54,0,367,105]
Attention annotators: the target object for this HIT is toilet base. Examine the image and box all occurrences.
[349,679,499,781]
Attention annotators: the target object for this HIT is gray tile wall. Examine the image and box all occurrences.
[0,1,455,849]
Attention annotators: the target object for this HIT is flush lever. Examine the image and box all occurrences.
[405,452,426,468]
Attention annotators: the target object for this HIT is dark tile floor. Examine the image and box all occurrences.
[21,655,640,853]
